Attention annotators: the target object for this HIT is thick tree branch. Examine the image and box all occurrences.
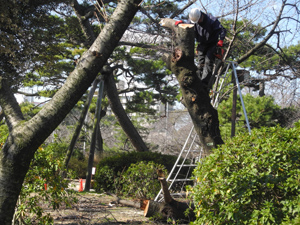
[0,77,24,131]
[103,66,148,152]
[71,0,96,46]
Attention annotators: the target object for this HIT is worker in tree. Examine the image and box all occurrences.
[175,8,227,90]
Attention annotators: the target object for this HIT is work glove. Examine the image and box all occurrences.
[217,40,223,47]
[175,20,183,26]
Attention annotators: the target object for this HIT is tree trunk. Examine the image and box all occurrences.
[0,0,143,223]
[107,193,146,209]
[96,124,104,154]
[144,176,195,222]
[160,19,224,156]
[103,66,149,152]
[85,80,104,191]
[259,81,265,97]
[0,111,4,123]
[73,1,149,153]
[63,78,100,171]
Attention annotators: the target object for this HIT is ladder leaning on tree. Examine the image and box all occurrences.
[154,61,252,202]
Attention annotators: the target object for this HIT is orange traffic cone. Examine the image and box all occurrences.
[79,179,83,192]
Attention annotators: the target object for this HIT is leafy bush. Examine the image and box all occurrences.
[14,146,77,224]
[120,161,168,199]
[94,165,116,193]
[94,151,180,194]
[218,94,281,140]
[189,124,300,225]
[68,157,88,178]
[42,142,69,159]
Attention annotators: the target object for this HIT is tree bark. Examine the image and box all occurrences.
[0,111,4,124]
[106,192,147,209]
[0,0,143,224]
[144,176,195,222]
[259,81,265,97]
[103,66,149,152]
[160,19,224,156]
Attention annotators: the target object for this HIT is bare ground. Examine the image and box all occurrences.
[45,192,161,225]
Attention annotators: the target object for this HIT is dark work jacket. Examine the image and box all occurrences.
[189,12,227,48]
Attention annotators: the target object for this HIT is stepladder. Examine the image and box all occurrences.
[154,124,202,202]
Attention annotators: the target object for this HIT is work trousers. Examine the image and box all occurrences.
[196,44,216,86]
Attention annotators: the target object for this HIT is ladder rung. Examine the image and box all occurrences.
[168,178,193,182]
[183,149,199,152]
[170,193,187,197]
[157,193,185,197]
[176,164,197,167]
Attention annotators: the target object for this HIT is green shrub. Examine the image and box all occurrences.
[68,157,88,178]
[15,146,77,224]
[94,165,116,193]
[218,94,281,141]
[190,125,300,225]
[120,161,168,199]
[94,151,181,194]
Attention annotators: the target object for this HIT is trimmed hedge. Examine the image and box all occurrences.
[94,151,189,194]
